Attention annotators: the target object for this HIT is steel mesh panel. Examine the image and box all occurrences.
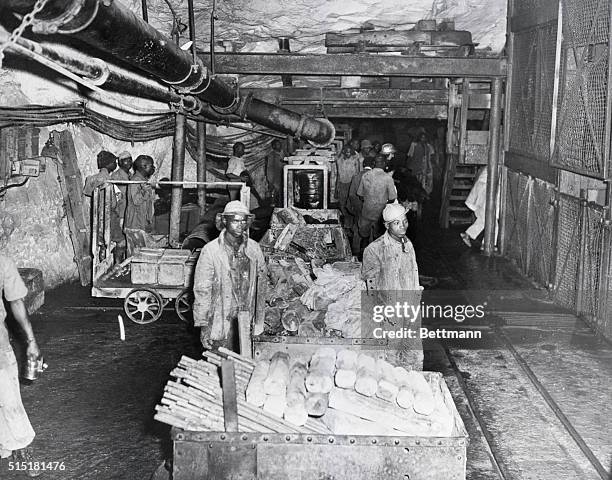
[503,170,530,272]
[502,170,521,259]
[509,23,557,160]
[604,228,612,339]
[509,29,537,156]
[527,179,555,286]
[555,48,608,176]
[563,0,609,47]
[553,196,580,309]
[580,206,604,317]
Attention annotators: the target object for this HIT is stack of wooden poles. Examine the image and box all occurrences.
[154,347,330,434]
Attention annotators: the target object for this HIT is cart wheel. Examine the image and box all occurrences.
[175,290,193,324]
[124,288,164,324]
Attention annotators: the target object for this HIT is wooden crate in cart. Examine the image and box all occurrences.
[170,371,468,480]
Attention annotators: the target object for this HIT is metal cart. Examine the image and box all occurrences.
[90,181,250,325]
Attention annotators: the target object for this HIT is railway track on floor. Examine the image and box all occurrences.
[443,322,610,480]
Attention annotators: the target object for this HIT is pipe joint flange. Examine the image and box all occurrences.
[176,64,207,94]
[186,65,211,94]
[165,63,202,90]
[31,0,86,35]
[294,116,307,140]
[211,87,240,114]
[58,0,100,34]
[88,58,110,86]
[236,92,254,120]
[181,96,202,114]
[307,117,336,148]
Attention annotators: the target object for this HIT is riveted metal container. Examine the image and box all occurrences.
[158,249,192,286]
[171,372,468,480]
[130,249,163,284]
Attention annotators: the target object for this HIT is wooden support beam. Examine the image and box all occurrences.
[483,77,504,256]
[241,88,486,119]
[200,53,507,78]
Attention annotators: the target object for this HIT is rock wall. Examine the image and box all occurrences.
[128,0,507,53]
[0,69,181,288]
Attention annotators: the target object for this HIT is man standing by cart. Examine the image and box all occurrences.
[124,155,167,256]
[193,201,267,353]
[109,151,133,263]
[362,203,423,369]
[0,251,43,475]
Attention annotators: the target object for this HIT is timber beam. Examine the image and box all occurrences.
[241,88,487,119]
[200,53,507,78]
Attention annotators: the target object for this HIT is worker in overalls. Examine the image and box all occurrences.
[362,203,423,370]
[193,201,267,353]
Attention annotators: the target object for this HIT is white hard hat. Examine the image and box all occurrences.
[222,200,251,216]
[381,143,396,155]
[382,203,407,223]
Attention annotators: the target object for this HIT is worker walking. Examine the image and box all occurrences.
[336,144,361,242]
[0,251,43,476]
[407,132,434,196]
[362,203,423,370]
[226,142,247,202]
[347,156,373,253]
[356,154,397,255]
[193,201,267,353]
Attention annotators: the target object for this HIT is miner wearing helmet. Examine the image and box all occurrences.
[361,203,423,369]
[193,201,267,352]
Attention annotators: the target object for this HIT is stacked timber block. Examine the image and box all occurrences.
[154,348,330,434]
[18,268,44,314]
[246,348,454,436]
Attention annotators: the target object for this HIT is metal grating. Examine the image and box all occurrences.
[553,195,581,309]
[563,0,609,46]
[579,205,604,318]
[509,23,558,161]
[554,0,609,177]
[527,179,556,286]
[503,170,531,272]
[555,46,609,176]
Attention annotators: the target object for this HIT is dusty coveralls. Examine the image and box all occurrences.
[336,152,361,231]
[0,256,35,458]
[464,167,488,240]
[193,231,267,352]
[356,168,396,240]
[362,232,423,370]
[124,171,166,255]
[109,168,130,252]
[407,141,434,195]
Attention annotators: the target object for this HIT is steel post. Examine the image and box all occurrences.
[483,77,503,256]
[196,121,207,217]
[169,113,186,246]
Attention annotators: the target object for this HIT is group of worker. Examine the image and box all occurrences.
[336,134,434,257]
[83,150,165,263]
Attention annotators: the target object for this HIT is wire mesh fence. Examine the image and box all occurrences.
[527,179,556,285]
[552,194,581,309]
[578,204,605,319]
[553,0,609,177]
[509,23,558,161]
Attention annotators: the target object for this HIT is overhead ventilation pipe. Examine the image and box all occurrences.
[3,0,335,146]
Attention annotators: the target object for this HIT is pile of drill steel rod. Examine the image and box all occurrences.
[154,348,330,434]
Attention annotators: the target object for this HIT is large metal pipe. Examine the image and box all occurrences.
[483,77,503,256]
[169,113,186,246]
[4,0,335,145]
[0,26,186,105]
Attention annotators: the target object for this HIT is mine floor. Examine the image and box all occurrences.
[1,220,611,480]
